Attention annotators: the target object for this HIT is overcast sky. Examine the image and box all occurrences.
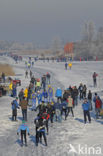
[0,0,103,44]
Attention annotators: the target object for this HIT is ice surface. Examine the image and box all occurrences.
[0,56,103,156]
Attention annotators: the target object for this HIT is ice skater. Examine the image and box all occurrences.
[82,98,91,124]
[17,120,30,146]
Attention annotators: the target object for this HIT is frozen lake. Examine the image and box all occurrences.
[0,56,103,156]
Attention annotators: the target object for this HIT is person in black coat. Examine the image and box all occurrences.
[18,88,24,102]
[88,90,92,111]
[82,85,87,99]
[73,86,78,106]
[93,72,98,87]
[61,101,68,120]
[47,102,55,124]
[36,101,46,114]
[78,83,83,100]
[46,72,51,84]
[63,90,69,101]
[34,116,47,146]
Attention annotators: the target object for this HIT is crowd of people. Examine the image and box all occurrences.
[9,68,103,147]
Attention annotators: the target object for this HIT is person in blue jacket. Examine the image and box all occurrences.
[65,62,68,70]
[48,85,54,102]
[17,120,30,146]
[37,91,42,106]
[12,84,17,97]
[55,87,62,103]
[11,97,19,121]
[42,89,48,104]
[82,98,91,124]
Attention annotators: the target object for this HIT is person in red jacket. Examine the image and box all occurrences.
[95,96,102,119]
[93,72,98,87]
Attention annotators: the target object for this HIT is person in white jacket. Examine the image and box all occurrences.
[67,95,74,117]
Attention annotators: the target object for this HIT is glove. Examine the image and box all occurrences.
[28,133,30,136]
[17,132,19,135]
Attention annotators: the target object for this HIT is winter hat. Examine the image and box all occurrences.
[37,78,40,82]
[16,97,18,100]
[95,93,97,96]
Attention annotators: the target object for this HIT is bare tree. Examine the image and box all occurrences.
[81,21,96,42]
[97,27,103,42]
[81,21,88,42]
[51,37,62,55]
[88,21,96,42]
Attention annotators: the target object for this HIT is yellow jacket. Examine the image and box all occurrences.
[9,83,13,90]
[68,63,72,67]
[36,81,41,87]
[24,88,28,98]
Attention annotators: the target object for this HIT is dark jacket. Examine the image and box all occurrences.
[18,91,24,101]
[61,101,67,109]
[63,92,68,101]
[54,102,62,110]
[88,92,92,100]
[73,88,78,97]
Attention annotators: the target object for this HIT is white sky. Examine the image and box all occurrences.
[0,0,103,44]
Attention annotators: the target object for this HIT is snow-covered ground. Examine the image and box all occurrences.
[34,60,103,92]
[0,56,103,156]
